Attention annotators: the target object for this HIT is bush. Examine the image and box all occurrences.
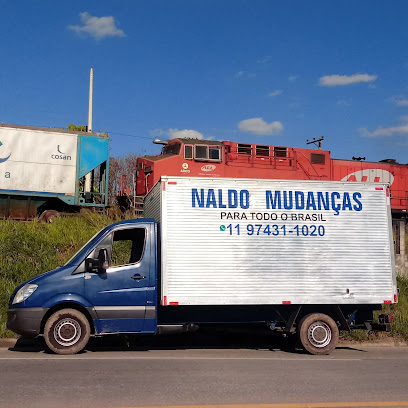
[341,275,408,343]
[382,275,408,340]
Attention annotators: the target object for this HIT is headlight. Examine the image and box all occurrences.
[12,284,38,305]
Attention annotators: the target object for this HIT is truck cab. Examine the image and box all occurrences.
[7,219,158,354]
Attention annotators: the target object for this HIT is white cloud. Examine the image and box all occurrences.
[288,101,301,109]
[337,99,351,107]
[288,75,298,82]
[235,71,256,79]
[360,125,408,137]
[268,90,282,97]
[169,129,204,139]
[257,56,272,64]
[238,118,283,135]
[319,73,377,86]
[389,96,408,106]
[68,12,125,40]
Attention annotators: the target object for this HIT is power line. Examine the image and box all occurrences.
[107,131,154,141]
[1,121,158,142]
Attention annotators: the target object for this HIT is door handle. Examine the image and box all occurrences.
[131,274,146,280]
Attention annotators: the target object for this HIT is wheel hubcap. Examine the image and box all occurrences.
[54,318,81,346]
[307,321,332,348]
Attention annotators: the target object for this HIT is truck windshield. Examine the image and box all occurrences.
[64,228,108,266]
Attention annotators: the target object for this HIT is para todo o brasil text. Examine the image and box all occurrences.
[191,188,363,216]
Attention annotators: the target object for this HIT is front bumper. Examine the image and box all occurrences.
[7,308,48,338]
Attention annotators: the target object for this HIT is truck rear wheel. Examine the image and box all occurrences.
[44,309,90,355]
[298,313,339,355]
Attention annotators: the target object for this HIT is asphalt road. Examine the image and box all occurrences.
[0,331,407,408]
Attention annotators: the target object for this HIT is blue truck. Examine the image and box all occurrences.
[7,177,396,354]
[0,124,109,220]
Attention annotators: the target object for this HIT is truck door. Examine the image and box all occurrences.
[84,224,154,333]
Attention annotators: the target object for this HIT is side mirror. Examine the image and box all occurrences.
[98,248,109,270]
[85,248,109,273]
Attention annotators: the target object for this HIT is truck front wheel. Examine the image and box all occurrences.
[298,313,339,355]
[44,309,90,355]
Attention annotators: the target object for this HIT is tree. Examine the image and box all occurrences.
[68,124,87,132]
[108,153,141,205]
[108,157,121,205]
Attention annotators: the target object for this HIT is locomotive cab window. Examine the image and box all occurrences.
[194,145,221,162]
[195,145,207,160]
[162,143,181,156]
[184,145,193,159]
[209,147,221,160]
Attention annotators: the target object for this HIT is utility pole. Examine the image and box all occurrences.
[84,68,93,199]
[306,136,324,150]
[88,68,93,133]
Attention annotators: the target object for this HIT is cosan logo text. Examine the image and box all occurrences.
[0,140,11,163]
[51,145,72,160]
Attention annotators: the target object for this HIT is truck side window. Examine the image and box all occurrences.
[111,228,146,267]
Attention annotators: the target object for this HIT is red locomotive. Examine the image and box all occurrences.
[135,138,408,216]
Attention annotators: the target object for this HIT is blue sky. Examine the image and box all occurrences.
[1,0,408,162]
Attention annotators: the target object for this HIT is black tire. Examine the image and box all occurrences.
[44,309,90,355]
[19,333,38,340]
[298,313,339,355]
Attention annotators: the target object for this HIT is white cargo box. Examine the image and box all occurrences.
[144,176,397,306]
[0,125,77,195]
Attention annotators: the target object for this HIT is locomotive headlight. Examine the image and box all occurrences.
[12,284,38,305]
